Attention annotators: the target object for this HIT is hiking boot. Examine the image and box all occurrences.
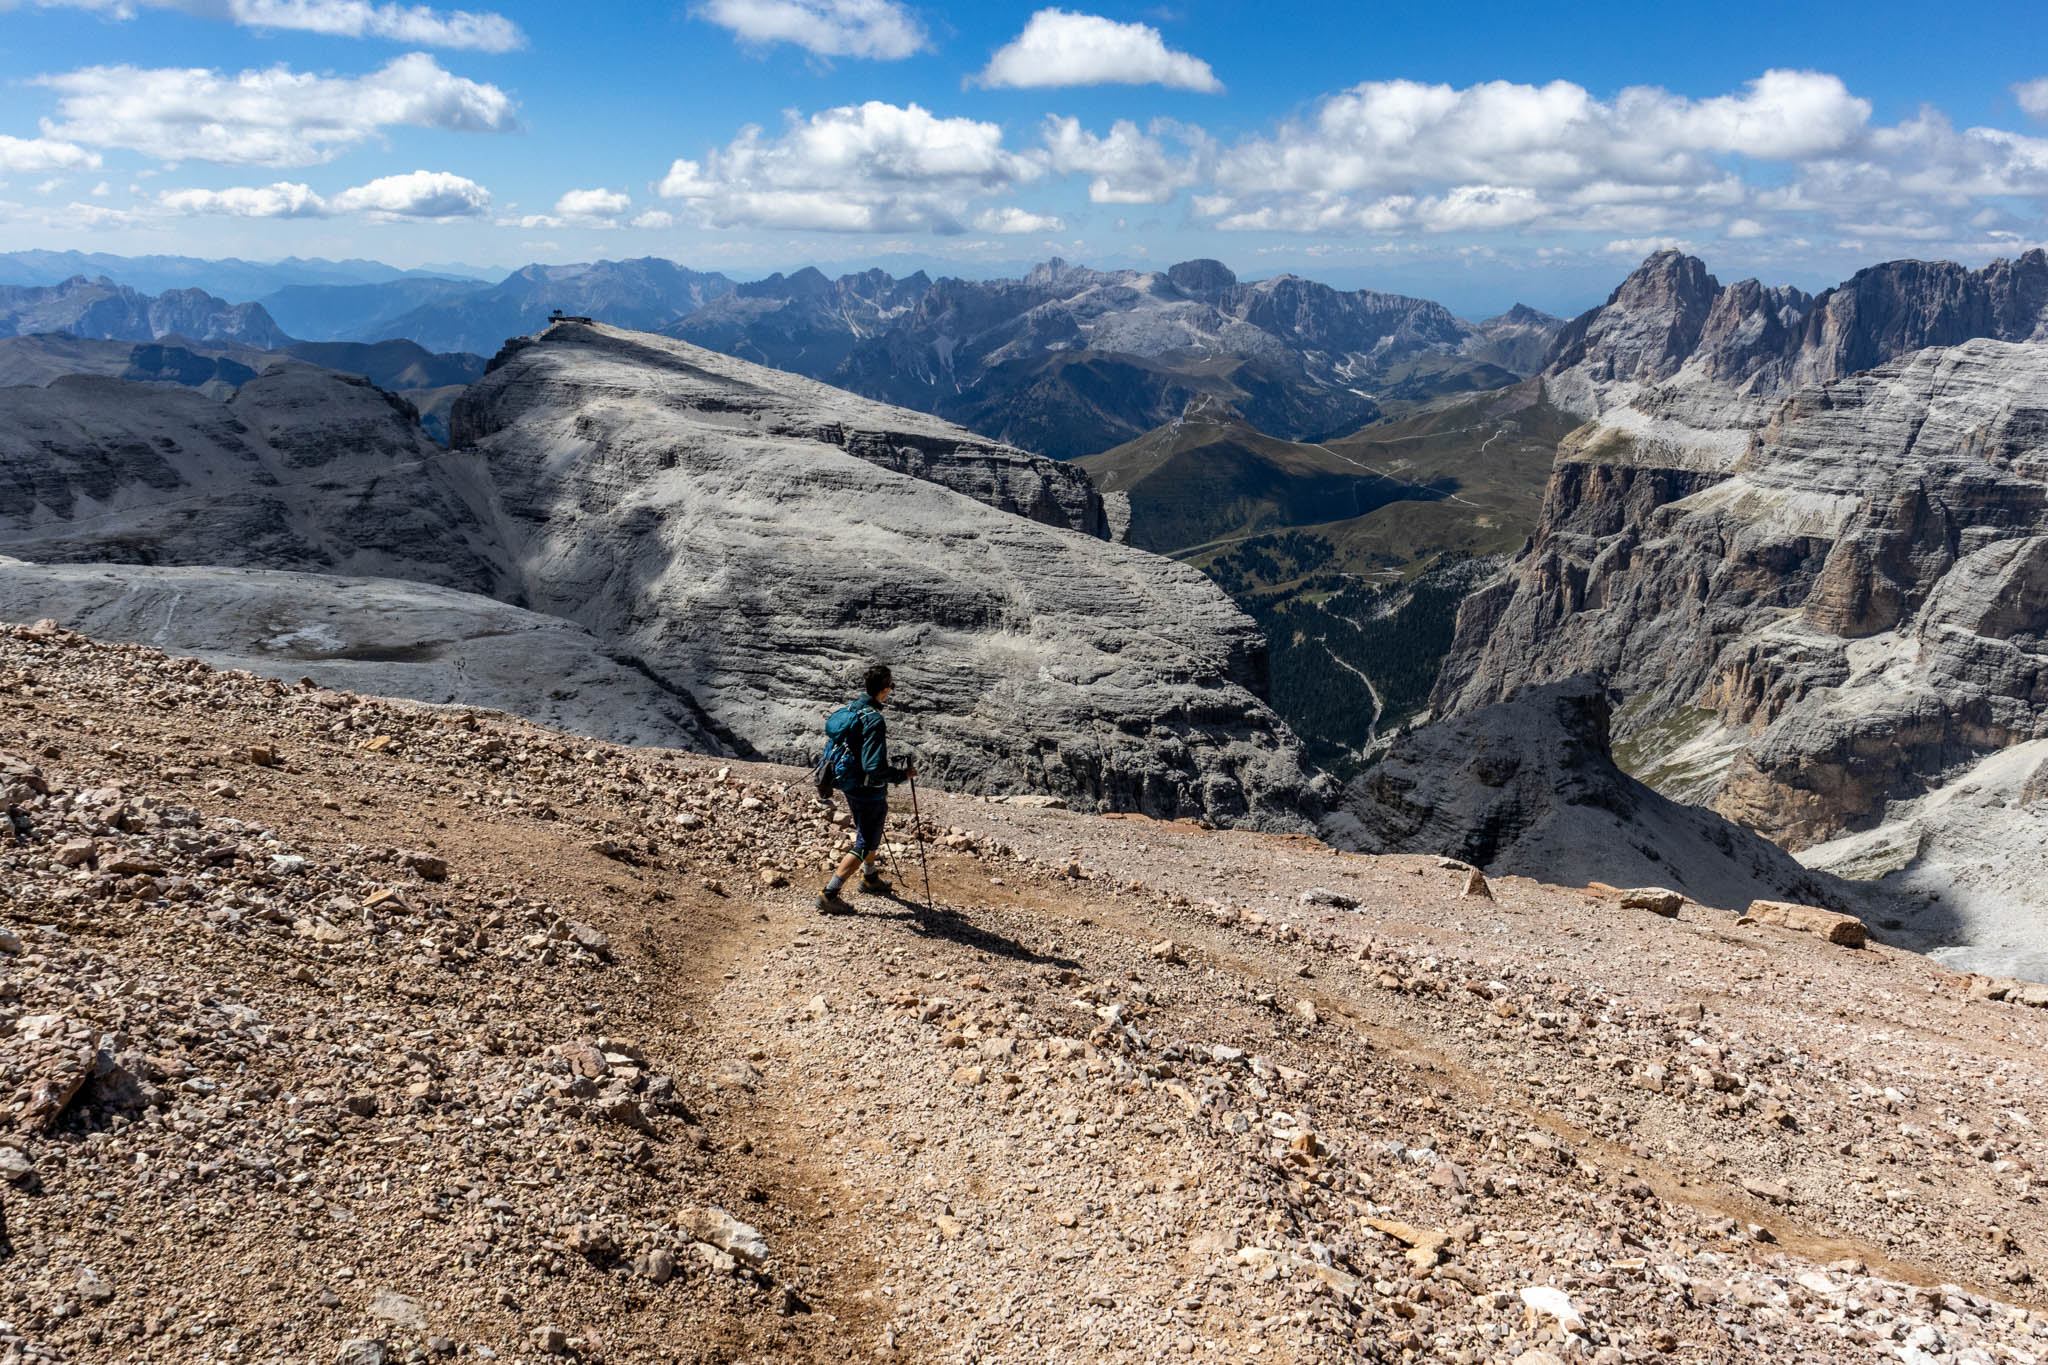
[858,873,895,895]
[815,889,851,914]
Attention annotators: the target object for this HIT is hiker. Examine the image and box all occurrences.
[816,664,916,912]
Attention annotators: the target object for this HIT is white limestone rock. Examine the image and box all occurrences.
[450,322,1321,827]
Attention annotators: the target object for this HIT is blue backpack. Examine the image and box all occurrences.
[812,700,869,801]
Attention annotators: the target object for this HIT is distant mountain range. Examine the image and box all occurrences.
[0,249,488,299]
[669,257,1561,458]
[240,253,1560,458]
[1,275,294,350]
[0,250,1563,462]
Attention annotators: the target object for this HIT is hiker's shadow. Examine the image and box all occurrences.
[854,892,1079,969]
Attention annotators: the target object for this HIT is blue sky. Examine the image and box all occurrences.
[1,0,2045,314]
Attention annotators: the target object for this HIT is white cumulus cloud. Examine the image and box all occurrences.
[1183,68,2048,244]
[977,9,1220,92]
[628,208,674,230]
[2,0,524,50]
[0,133,100,172]
[973,206,1063,233]
[332,167,489,216]
[159,167,489,218]
[691,0,926,59]
[1042,115,1209,204]
[160,180,331,217]
[2017,78,2048,121]
[658,100,1046,233]
[36,52,519,166]
[555,186,631,219]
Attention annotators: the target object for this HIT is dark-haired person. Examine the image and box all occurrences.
[817,664,915,913]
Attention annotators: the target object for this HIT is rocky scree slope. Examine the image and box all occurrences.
[453,322,1313,826]
[2,623,2047,1364]
[1436,335,2048,978]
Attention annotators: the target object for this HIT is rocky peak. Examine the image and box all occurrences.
[1024,257,1103,291]
[736,267,836,301]
[1490,303,1555,328]
[1166,258,1238,296]
[1546,248,2048,424]
[1543,251,1722,397]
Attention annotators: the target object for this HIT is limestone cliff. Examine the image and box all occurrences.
[1434,337,2048,976]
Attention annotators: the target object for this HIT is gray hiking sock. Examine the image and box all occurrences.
[825,873,846,893]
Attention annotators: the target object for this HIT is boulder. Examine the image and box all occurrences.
[1741,900,1868,947]
[1621,888,1686,917]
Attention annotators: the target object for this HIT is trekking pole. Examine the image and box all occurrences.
[907,768,935,913]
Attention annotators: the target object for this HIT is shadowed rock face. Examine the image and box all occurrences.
[451,323,1322,827]
[0,368,504,592]
[1330,678,1847,913]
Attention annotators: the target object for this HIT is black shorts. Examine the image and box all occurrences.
[846,792,889,856]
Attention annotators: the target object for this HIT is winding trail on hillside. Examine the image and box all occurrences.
[1320,639,1384,743]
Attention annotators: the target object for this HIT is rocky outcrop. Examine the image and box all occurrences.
[1329,678,1848,912]
[0,558,727,751]
[459,326,1104,537]
[0,368,504,592]
[1434,338,2048,975]
[452,322,1319,825]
